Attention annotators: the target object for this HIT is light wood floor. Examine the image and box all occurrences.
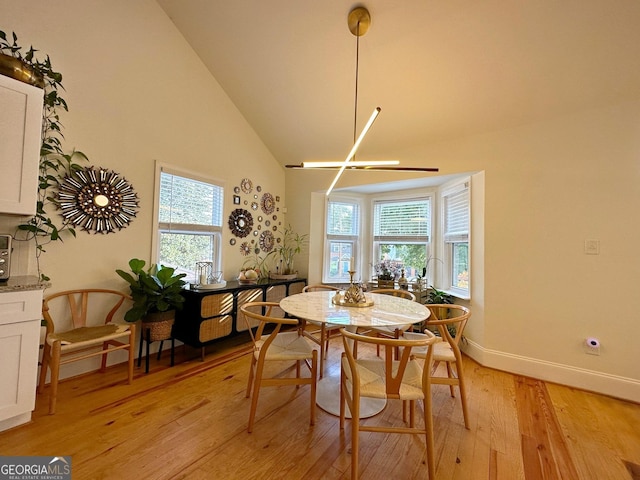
[1,334,639,480]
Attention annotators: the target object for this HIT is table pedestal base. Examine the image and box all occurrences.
[316,375,386,419]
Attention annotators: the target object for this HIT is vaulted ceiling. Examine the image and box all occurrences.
[157,0,640,169]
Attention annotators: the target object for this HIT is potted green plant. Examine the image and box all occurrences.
[270,225,308,279]
[116,258,187,341]
[426,286,453,305]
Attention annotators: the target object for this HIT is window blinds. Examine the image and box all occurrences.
[443,183,469,243]
[373,198,430,241]
[159,170,223,232]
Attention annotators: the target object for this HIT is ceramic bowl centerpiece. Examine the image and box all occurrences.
[238,268,259,284]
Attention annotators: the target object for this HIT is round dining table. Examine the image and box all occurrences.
[279,290,431,418]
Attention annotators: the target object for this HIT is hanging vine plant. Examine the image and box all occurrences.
[0,30,88,280]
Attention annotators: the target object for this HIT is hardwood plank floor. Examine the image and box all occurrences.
[0,334,638,479]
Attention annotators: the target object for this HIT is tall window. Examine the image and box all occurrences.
[156,166,224,282]
[324,197,360,283]
[442,181,469,293]
[372,197,431,280]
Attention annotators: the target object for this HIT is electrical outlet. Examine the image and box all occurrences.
[584,338,600,355]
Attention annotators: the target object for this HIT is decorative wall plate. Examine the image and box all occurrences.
[57,166,139,234]
[228,209,253,237]
[261,192,275,214]
[257,185,262,192]
[230,238,236,245]
[234,186,240,194]
[240,178,253,194]
[251,201,258,210]
[259,230,275,252]
[240,242,251,256]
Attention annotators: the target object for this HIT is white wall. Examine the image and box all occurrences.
[0,0,286,376]
[287,102,640,402]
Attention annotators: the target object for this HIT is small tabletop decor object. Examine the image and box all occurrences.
[192,262,225,290]
[332,270,374,308]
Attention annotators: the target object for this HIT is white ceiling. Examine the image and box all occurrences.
[156,0,640,173]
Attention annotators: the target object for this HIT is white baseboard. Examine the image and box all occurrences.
[462,339,640,403]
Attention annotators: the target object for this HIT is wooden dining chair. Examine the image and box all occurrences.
[299,284,341,377]
[38,289,136,414]
[355,288,417,359]
[240,302,318,433]
[403,304,471,428]
[339,327,438,479]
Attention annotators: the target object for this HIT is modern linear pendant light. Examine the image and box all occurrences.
[285,6,439,195]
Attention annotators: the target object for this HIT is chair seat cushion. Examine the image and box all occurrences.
[48,323,132,348]
[402,331,455,361]
[342,356,425,400]
[433,342,455,362]
[256,331,316,361]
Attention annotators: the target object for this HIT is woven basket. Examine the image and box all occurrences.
[142,310,175,341]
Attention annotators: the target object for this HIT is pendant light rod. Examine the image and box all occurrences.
[302,160,399,168]
[327,7,377,196]
[326,106,380,196]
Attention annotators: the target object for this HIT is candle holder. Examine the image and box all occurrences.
[196,261,213,286]
[333,270,374,307]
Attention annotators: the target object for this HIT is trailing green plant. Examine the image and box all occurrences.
[116,258,187,323]
[0,30,87,280]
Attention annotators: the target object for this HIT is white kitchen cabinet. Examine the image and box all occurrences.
[0,73,43,215]
[0,286,44,431]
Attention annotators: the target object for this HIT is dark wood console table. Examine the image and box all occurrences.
[174,278,307,359]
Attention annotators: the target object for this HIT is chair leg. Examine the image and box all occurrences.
[127,326,135,384]
[247,357,265,433]
[423,385,435,479]
[100,341,109,372]
[446,362,456,397]
[48,341,62,415]
[318,325,326,378]
[38,341,51,394]
[455,359,470,429]
[309,350,317,426]
[246,355,256,398]
[351,395,360,479]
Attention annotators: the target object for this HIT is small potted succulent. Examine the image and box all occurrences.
[116,258,187,341]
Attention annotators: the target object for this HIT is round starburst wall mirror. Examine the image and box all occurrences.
[57,166,140,234]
